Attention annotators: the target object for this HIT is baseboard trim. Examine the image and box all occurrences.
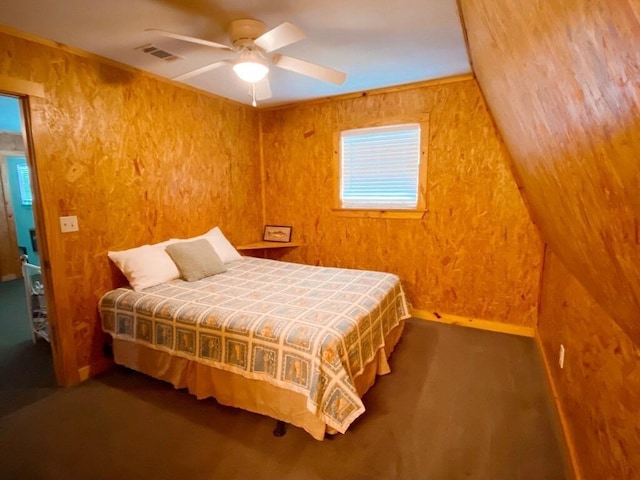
[78,357,114,382]
[534,332,581,480]
[411,309,535,337]
[1,274,18,282]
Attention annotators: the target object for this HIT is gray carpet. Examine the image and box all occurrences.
[0,279,58,418]
[0,278,33,346]
[0,319,567,480]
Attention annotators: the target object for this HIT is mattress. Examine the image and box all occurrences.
[99,257,410,435]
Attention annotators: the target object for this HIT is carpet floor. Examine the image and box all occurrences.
[0,278,57,418]
[0,319,567,480]
[0,278,33,346]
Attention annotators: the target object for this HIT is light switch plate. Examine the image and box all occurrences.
[60,215,79,233]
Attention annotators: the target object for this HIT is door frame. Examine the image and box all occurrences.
[0,75,76,386]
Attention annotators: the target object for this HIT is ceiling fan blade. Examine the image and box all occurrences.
[146,29,233,51]
[254,22,306,53]
[173,60,230,81]
[272,54,346,85]
[254,78,272,101]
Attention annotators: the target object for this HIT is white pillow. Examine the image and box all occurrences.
[203,227,243,263]
[108,240,180,291]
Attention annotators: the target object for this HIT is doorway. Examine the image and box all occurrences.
[0,94,56,416]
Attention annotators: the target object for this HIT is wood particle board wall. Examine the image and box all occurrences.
[458,0,640,476]
[259,79,543,327]
[459,0,640,345]
[538,251,640,479]
[0,31,262,383]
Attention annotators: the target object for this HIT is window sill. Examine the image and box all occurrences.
[331,208,428,219]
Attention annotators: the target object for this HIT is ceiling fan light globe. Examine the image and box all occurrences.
[233,61,269,83]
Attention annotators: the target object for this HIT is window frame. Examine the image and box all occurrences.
[17,163,33,206]
[333,114,429,219]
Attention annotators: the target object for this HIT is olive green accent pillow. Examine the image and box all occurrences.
[165,238,227,282]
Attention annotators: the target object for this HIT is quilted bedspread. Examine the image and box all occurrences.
[99,257,410,432]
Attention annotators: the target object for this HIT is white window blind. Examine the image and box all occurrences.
[340,123,421,209]
[17,164,33,206]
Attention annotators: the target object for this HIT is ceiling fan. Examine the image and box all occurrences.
[147,19,347,106]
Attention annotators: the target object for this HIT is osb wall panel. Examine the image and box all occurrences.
[260,80,543,326]
[539,250,640,479]
[0,32,261,376]
[459,0,640,344]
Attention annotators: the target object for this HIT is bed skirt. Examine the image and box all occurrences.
[112,320,405,440]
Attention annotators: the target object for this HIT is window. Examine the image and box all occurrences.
[17,164,33,206]
[336,118,428,218]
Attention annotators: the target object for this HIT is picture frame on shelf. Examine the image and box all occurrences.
[263,225,293,243]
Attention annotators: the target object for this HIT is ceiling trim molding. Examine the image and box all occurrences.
[0,23,473,110]
[0,25,248,109]
[261,73,476,111]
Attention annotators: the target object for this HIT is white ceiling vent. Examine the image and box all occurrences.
[135,44,181,61]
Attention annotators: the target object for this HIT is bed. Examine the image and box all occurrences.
[99,243,409,440]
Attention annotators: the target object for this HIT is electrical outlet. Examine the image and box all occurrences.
[59,215,79,233]
[559,344,565,369]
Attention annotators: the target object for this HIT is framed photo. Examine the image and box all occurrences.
[30,228,38,252]
[263,225,292,243]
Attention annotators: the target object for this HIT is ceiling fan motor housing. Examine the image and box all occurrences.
[229,19,267,49]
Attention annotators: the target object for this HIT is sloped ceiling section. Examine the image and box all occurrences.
[458,0,640,344]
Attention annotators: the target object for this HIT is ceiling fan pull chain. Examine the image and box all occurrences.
[252,83,257,107]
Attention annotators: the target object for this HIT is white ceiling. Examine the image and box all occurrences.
[0,0,471,107]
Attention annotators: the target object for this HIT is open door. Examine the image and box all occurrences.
[0,155,22,280]
[0,77,73,386]
[0,94,24,280]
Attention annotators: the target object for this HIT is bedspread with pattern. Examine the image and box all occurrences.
[99,257,410,432]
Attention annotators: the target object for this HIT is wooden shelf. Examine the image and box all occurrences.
[237,241,301,251]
